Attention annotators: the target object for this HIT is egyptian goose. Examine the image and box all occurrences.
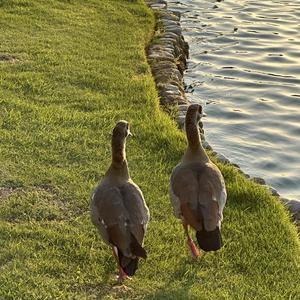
[91,120,150,281]
[170,104,226,257]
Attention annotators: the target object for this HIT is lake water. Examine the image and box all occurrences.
[167,0,300,201]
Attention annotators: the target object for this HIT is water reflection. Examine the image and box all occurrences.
[168,0,300,200]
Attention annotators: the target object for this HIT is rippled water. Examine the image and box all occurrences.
[168,0,300,200]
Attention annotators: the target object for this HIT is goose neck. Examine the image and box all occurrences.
[185,120,208,162]
[111,135,130,179]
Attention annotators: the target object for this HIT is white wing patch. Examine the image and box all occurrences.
[218,175,227,226]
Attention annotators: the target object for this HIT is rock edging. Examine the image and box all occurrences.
[145,0,300,229]
[145,0,189,108]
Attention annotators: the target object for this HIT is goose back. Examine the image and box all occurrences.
[91,179,149,257]
[170,161,226,231]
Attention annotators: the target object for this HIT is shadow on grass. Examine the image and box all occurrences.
[143,254,209,300]
[90,255,204,299]
[89,260,138,299]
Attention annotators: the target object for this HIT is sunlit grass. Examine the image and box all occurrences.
[0,0,299,299]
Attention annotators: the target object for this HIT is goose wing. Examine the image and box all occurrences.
[120,180,150,244]
[91,185,131,253]
[91,181,149,256]
[198,162,227,230]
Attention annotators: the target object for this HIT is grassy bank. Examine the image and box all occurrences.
[0,0,299,298]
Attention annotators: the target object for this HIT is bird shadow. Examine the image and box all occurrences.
[89,255,205,299]
[89,249,218,299]
[87,276,134,299]
[144,253,209,300]
[90,262,136,299]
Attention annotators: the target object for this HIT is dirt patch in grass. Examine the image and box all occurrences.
[0,187,15,200]
[0,54,18,63]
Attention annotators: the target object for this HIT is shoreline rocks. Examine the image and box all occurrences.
[145,0,300,229]
[146,0,188,107]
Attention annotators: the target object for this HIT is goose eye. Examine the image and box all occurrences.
[198,106,202,114]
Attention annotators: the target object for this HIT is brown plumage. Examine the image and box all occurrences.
[91,121,150,280]
[170,104,227,256]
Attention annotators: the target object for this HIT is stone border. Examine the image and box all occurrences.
[145,0,300,229]
[145,0,188,107]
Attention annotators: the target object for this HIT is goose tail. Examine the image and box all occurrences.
[117,250,139,276]
[118,234,147,276]
[196,227,223,252]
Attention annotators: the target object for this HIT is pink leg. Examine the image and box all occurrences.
[112,246,128,282]
[182,222,200,258]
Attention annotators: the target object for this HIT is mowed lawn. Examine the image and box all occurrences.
[0,0,299,299]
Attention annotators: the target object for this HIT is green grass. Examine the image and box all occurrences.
[0,0,299,299]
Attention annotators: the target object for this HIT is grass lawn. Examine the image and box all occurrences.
[0,0,299,299]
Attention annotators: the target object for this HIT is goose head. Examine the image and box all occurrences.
[112,120,132,140]
[185,104,203,125]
